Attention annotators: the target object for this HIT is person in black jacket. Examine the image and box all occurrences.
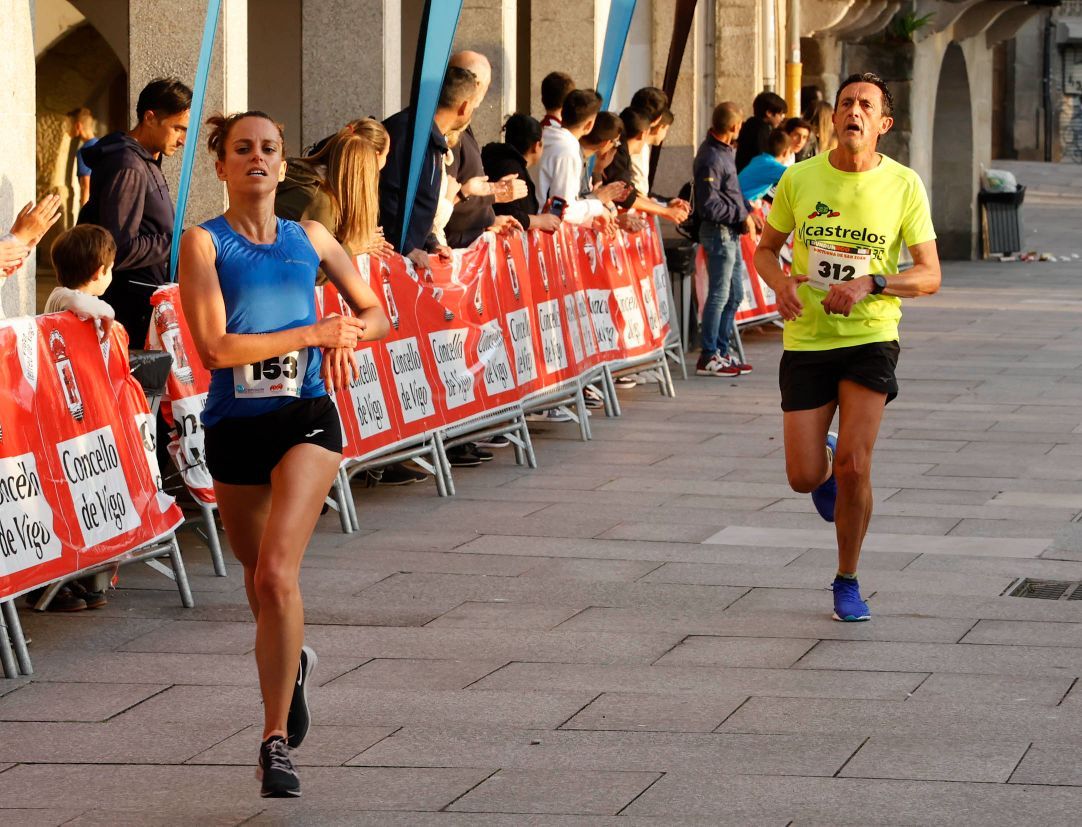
[693,101,759,378]
[79,78,191,345]
[481,114,561,233]
[734,91,787,173]
[380,67,478,266]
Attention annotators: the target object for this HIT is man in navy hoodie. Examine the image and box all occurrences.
[80,78,191,345]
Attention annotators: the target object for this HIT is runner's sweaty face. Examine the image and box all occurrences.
[832,82,893,154]
[215,117,286,193]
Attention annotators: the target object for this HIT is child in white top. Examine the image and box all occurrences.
[45,224,115,342]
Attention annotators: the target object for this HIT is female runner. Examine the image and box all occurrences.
[179,111,388,798]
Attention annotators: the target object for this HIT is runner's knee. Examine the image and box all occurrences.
[787,464,825,493]
[252,561,299,610]
[834,449,871,488]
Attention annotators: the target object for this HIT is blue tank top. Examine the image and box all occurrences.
[200,216,325,427]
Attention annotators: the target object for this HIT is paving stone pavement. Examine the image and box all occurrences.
[5,162,1082,824]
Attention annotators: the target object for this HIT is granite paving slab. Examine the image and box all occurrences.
[445,768,662,815]
[838,736,1031,782]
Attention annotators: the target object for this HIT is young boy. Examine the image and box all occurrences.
[33,224,118,611]
[738,127,791,203]
[45,224,116,340]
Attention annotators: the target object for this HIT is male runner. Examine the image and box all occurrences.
[753,73,941,622]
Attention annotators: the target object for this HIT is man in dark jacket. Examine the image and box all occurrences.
[693,101,757,378]
[380,66,478,264]
[735,91,787,172]
[79,78,191,346]
[443,51,526,249]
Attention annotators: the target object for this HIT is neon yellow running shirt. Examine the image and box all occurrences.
[767,152,936,351]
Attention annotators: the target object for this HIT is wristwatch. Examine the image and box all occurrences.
[870,274,888,295]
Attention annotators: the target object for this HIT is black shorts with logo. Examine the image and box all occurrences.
[204,396,343,485]
[779,341,900,412]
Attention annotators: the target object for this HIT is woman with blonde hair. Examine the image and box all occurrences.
[180,110,389,797]
[276,117,393,258]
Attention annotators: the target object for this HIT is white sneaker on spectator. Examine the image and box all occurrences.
[525,409,574,423]
[615,375,637,389]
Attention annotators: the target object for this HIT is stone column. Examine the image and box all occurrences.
[0,0,37,317]
[530,0,601,116]
[714,0,762,105]
[454,0,517,143]
[301,0,401,147]
[128,0,247,227]
[651,0,704,197]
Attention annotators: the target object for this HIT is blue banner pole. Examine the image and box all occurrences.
[169,0,223,282]
[399,0,465,252]
[595,0,638,110]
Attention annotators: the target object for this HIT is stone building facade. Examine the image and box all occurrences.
[1,0,1044,317]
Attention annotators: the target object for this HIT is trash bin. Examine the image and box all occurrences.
[129,349,173,417]
[979,186,1025,257]
[662,238,696,350]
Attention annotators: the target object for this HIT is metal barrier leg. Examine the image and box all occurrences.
[518,414,539,469]
[201,503,228,577]
[167,536,195,609]
[331,474,353,534]
[3,601,32,676]
[32,582,64,612]
[340,467,360,531]
[0,603,18,679]
[603,365,623,417]
[575,384,592,442]
[511,429,525,466]
[660,354,676,398]
[731,322,746,364]
[433,433,455,497]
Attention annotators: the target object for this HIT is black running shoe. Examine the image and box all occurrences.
[286,645,317,749]
[257,735,300,798]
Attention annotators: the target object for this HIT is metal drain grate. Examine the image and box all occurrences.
[1007,578,1082,600]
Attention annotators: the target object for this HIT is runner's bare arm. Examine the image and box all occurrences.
[178,226,365,369]
[755,223,807,321]
[301,220,390,342]
[821,239,941,316]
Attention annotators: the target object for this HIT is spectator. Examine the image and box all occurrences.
[481,114,561,233]
[540,71,574,129]
[24,224,118,612]
[79,77,192,346]
[628,87,669,196]
[801,100,837,160]
[735,91,787,172]
[379,66,477,268]
[602,107,689,225]
[68,107,99,210]
[580,111,623,188]
[538,89,616,228]
[782,117,813,166]
[738,127,790,202]
[0,195,62,290]
[443,51,526,250]
[693,101,756,378]
[276,120,393,261]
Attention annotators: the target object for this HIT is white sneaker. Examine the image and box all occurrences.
[525,408,574,423]
[615,375,638,389]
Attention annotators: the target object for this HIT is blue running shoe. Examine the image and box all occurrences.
[832,576,871,622]
[810,431,838,522]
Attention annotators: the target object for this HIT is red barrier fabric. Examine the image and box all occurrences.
[149,224,672,504]
[0,315,183,600]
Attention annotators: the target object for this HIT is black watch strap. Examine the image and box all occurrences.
[870,274,888,295]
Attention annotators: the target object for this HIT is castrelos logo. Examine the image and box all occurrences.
[808,201,841,220]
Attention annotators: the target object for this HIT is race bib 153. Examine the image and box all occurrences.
[233,350,308,399]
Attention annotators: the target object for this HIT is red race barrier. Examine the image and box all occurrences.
[0,314,183,600]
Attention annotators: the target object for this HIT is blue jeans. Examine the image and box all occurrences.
[699,222,746,356]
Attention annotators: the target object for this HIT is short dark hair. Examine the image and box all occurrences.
[136,78,192,122]
[835,72,894,117]
[784,117,813,134]
[439,66,478,110]
[654,109,674,128]
[541,71,575,111]
[710,102,743,135]
[619,107,653,140]
[582,111,623,146]
[752,91,787,120]
[767,128,790,157]
[561,89,602,129]
[502,113,542,154]
[51,225,116,289]
[630,87,669,121]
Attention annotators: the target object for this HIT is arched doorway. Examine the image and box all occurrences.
[932,43,974,259]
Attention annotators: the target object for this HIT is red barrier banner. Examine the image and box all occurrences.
[694,207,781,328]
[149,224,673,501]
[0,314,183,600]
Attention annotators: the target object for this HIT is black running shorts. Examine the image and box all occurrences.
[204,396,343,485]
[778,341,900,412]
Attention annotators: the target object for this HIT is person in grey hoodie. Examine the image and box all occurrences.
[80,78,191,345]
